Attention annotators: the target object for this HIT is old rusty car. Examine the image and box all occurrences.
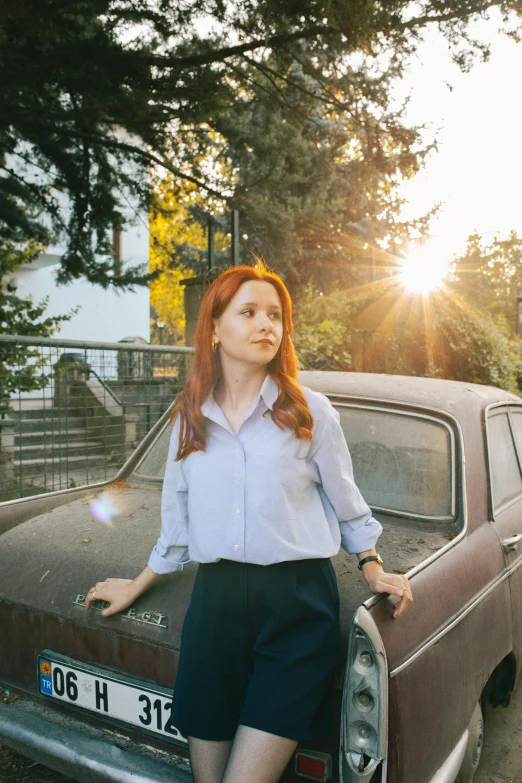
[1,371,522,783]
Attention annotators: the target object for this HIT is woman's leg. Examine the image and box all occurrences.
[221,725,297,783]
[188,736,234,783]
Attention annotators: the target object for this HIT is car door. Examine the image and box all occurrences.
[486,403,522,685]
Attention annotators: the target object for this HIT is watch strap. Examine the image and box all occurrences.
[358,554,383,571]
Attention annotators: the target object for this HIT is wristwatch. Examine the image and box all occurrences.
[357,554,383,571]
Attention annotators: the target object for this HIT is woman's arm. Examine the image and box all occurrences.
[85,419,191,618]
[308,393,414,618]
[357,547,413,619]
[85,565,165,617]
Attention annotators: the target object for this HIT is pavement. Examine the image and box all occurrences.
[476,676,522,783]
[1,683,522,782]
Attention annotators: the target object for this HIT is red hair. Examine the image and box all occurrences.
[171,262,313,460]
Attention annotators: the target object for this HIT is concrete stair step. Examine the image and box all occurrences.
[14,429,91,446]
[13,441,113,461]
[6,416,87,432]
[12,454,119,476]
[7,408,84,421]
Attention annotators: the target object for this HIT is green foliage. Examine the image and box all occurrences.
[293,282,369,370]
[380,288,522,392]
[293,278,522,393]
[2,0,521,289]
[210,48,433,290]
[293,287,353,371]
[450,231,522,334]
[0,234,75,410]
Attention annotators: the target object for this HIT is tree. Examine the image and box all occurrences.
[292,277,522,393]
[450,231,522,333]
[0,233,75,411]
[2,0,521,290]
[203,48,433,291]
[149,177,235,344]
[149,185,204,345]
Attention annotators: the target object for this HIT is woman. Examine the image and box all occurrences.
[86,263,413,783]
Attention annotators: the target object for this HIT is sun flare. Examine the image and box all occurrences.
[399,247,449,293]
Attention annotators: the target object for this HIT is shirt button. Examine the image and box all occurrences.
[236,476,242,482]
[235,508,241,514]
[233,544,239,550]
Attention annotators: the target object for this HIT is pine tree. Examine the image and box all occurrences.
[2,0,520,290]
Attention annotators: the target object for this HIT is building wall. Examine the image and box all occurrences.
[12,221,150,344]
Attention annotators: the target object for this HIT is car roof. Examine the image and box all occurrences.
[297,370,522,419]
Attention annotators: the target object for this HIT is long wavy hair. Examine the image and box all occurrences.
[171,262,313,460]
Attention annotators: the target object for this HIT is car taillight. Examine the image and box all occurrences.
[340,606,388,782]
[295,750,332,781]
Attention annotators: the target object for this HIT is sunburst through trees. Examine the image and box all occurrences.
[293,234,522,393]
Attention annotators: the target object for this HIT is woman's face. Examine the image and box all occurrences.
[212,280,284,367]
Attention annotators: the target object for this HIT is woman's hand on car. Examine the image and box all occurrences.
[362,565,413,619]
[85,578,135,617]
[85,566,164,618]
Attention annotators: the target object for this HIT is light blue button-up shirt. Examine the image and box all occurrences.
[148,374,382,574]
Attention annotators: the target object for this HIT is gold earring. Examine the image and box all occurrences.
[212,341,218,353]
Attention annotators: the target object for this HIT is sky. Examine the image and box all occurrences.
[395,14,522,281]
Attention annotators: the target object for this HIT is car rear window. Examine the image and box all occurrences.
[135,404,455,521]
[335,406,454,520]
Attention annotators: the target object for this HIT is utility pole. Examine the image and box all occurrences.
[516,292,522,335]
[156,320,165,345]
[231,210,239,266]
[207,216,215,271]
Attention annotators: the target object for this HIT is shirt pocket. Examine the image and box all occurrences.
[246,455,313,522]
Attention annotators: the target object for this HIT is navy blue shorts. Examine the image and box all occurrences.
[170,558,341,742]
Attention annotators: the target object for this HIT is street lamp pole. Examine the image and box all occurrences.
[156,320,165,345]
[517,295,522,336]
[231,210,239,266]
[207,217,215,271]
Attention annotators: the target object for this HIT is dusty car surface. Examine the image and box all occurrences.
[1,370,521,783]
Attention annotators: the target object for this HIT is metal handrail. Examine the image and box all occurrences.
[0,334,192,502]
[0,334,194,354]
[88,367,124,407]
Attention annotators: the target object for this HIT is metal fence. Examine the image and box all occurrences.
[0,335,194,502]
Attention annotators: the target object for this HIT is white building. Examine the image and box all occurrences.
[4,129,151,344]
[8,221,150,344]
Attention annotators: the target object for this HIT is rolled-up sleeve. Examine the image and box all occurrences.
[310,395,383,554]
[147,417,191,575]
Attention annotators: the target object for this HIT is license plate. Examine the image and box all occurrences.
[38,650,186,744]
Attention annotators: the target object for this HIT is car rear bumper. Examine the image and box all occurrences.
[427,728,468,783]
[0,694,192,783]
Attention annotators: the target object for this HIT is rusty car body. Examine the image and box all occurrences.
[1,371,521,783]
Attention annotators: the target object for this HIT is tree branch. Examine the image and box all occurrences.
[8,119,230,201]
[148,2,517,71]
[150,24,333,69]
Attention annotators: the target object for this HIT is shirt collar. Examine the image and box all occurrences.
[201,373,280,422]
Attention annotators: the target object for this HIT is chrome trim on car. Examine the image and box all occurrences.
[0,401,175,509]
[509,555,522,577]
[0,694,192,783]
[389,569,511,678]
[340,606,388,783]
[73,594,168,628]
[327,395,470,666]
[131,403,176,479]
[485,402,522,517]
[340,401,469,604]
[332,402,457,521]
[426,728,469,783]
